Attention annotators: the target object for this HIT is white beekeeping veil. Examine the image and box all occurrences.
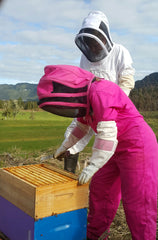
[75,11,114,62]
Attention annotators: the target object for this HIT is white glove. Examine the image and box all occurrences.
[79,121,118,185]
[78,163,98,184]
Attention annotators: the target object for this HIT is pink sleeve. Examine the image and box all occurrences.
[77,117,89,125]
[89,89,118,123]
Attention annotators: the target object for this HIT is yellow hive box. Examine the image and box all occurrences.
[0,164,89,220]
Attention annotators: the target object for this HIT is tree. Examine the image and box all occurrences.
[10,100,21,119]
[1,100,22,119]
[2,101,12,119]
[17,97,24,108]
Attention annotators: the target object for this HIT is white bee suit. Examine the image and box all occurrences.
[64,11,135,154]
[80,43,135,96]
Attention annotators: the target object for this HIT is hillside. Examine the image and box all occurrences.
[130,72,158,110]
[0,72,158,111]
[134,72,158,88]
[0,83,38,101]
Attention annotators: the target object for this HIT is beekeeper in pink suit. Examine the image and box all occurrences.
[63,10,135,174]
[37,65,158,240]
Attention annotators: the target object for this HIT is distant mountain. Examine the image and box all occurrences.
[0,73,158,111]
[0,83,38,101]
[130,72,158,111]
[134,72,158,88]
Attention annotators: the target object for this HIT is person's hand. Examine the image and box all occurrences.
[78,164,98,184]
[54,145,67,159]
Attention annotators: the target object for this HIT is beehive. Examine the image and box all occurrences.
[0,163,89,219]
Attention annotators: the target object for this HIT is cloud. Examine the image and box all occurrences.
[0,0,158,84]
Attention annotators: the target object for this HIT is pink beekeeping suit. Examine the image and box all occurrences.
[38,65,158,240]
[78,79,158,240]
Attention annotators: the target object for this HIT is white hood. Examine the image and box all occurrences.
[75,11,114,62]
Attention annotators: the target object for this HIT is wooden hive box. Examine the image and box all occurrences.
[0,163,89,220]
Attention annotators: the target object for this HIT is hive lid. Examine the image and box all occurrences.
[4,163,78,187]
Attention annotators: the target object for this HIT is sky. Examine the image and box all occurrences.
[0,0,158,85]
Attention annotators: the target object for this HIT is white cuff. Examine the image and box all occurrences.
[62,121,91,151]
[89,121,118,169]
[90,141,118,169]
[120,88,130,96]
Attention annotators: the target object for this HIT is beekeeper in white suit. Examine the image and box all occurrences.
[55,10,135,173]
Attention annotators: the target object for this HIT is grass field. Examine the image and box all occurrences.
[0,111,71,153]
[0,110,157,155]
[0,110,95,159]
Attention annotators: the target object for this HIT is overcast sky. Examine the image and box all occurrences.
[0,0,158,85]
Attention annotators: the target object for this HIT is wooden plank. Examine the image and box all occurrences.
[35,183,89,219]
[0,164,89,220]
[0,169,36,218]
[43,163,78,180]
[4,164,76,186]
[53,184,89,214]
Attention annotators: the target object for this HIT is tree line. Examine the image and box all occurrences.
[0,98,38,119]
[0,83,157,120]
[129,86,158,111]
[129,72,158,111]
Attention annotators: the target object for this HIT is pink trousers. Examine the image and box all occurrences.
[87,122,158,240]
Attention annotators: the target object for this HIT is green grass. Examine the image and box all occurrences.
[0,111,72,153]
[141,111,158,138]
[0,110,157,155]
